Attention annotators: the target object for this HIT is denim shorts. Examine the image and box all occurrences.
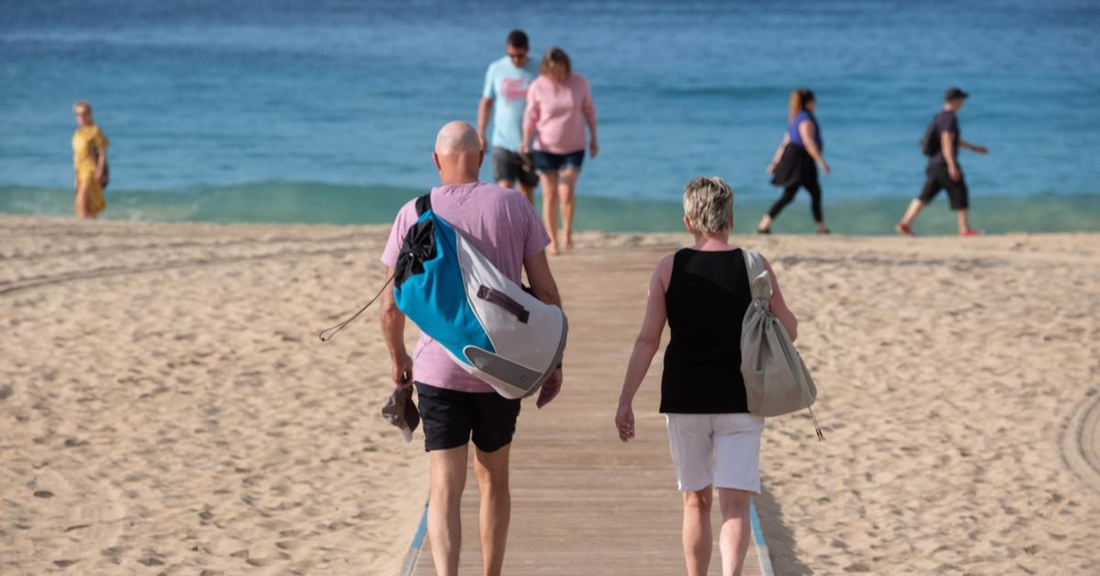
[532,149,585,173]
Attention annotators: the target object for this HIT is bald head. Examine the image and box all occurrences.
[432,121,484,184]
[435,121,481,155]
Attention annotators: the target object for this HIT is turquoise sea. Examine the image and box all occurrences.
[3,0,1100,234]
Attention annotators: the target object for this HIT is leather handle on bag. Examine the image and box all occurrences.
[477,285,530,324]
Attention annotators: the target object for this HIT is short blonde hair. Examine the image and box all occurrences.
[73,101,92,114]
[683,176,734,234]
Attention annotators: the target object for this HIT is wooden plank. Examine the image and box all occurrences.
[411,247,766,575]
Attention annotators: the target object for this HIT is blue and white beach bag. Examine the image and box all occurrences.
[391,194,568,399]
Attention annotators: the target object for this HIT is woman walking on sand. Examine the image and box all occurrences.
[616,177,799,576]
[71,101,109,219]
[520,47,598,255]
[757,88,830,234]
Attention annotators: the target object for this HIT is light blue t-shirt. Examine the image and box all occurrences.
[482,56,537,152]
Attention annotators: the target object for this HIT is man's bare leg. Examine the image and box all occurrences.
[428,445,469,576]
[517,181,535,205]
[540,171,560,255]
[897,199,924,234]
[558,169,579,250]
[899,199,924,227]
[473,444,512,576]
[956,208,972,234]
[682,485,713,576]
[717,488,752,576]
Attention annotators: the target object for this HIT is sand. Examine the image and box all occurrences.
[1,213,1098,575]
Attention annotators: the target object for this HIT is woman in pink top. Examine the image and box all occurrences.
[520,47,598,255]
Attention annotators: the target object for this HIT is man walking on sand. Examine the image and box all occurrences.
[478,30,540,203]
[897,87,989,236]
[379,121,563,576]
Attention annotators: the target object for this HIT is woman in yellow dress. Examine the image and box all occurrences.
[72,101,109,219]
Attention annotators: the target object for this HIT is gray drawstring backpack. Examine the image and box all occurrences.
[740,249,824,440]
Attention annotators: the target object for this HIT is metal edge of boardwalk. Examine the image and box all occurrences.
[751,500,776,576]
[400,498,429,576]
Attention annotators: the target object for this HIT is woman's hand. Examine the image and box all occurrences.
[518,142,530,155]
[615,401,635,442]
[590,139,599,159]
[767,161,777,174]
[820,160,831,176]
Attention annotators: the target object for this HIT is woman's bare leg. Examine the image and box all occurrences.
[717,488,753,576]
[558,168,579,250]
[540,171,560,255]
[682,485,713,576]
[74,182,90,219]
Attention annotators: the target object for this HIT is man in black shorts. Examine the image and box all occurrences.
[896,87,989,236]
[477,30,540,204]
[379,122,563,576]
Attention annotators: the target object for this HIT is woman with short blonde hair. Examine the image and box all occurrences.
[520,47,598,255]
[71,101,110,219]
[616,176,799,576]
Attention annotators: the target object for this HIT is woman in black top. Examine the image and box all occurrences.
[616,176,798,576]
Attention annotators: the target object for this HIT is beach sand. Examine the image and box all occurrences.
[1,213,1098,575]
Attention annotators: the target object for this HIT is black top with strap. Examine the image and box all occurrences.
[660,248,752,414]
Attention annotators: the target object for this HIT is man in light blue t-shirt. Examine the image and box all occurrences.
[478,30,539,203]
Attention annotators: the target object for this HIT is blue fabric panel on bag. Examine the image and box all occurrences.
[394,210,494,362]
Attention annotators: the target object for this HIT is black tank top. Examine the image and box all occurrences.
[660,248,752,414]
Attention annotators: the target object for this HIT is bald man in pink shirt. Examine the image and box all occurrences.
[520,47,598,255]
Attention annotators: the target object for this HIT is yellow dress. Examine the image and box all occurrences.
[72,125,109,216]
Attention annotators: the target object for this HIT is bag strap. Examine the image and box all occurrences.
[415,193,433,216]
[741,249,771,303]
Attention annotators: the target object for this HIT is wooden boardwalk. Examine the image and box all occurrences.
[409,246,768,576]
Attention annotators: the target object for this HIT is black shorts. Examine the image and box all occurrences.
[918,163,969,210]
[532,149,585,173]
[491,147,539,188]
[416,382,521,453]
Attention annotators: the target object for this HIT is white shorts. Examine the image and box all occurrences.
[665,413,765,493]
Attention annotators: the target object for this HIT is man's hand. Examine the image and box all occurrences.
[536,368,562,409]
[518,142,530,155]
[766,161,777,174]
[948,164,961,182]
[615,401,635,442]
[391,353,414,388]
[478,132,488,152]
[820,160,831,176]
[972,145,989,155]
[590,139,599,159]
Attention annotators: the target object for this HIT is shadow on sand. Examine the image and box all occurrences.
[757,484,815,575]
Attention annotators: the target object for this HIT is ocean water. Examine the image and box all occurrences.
[3,0,1100,233]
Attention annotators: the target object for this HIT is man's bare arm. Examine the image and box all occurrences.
[523,250,563,408]
[380,266,413,386]
[523,251,562,308]
[477,97,494,151]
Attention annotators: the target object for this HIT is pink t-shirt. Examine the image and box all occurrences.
[523,73,596,154]
[381,182,551,393]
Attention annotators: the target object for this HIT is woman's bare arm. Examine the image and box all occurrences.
[799,120,829,174]
[762,256,798,341]
[768,133,790,172]
[615,254,672,441]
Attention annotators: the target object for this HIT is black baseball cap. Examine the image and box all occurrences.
[945,87,969,101]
